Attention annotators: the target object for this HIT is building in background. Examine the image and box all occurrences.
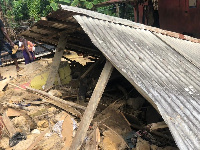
[96,0,200,38]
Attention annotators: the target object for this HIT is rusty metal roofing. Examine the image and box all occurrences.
[21,5,200,150]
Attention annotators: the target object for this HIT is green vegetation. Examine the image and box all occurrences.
[0,0,134,28]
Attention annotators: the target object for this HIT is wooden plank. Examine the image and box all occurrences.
[69,60,113,150]
[44,33,67,90]
[6,108,22,117]
[25,86,86,110]
[61,115,73,150]
[0,79,10,91]
[2,112,16,137]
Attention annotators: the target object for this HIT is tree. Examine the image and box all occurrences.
[0,0,135,30]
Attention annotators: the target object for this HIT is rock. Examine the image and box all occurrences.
[37,120,49,128]
[28,106,47,118]
[12,116,30,133]
[31,129,41,134]
[136,137,150,150]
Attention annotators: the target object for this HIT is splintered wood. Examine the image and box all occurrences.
[85,123,100,150]
[2,112,16,137]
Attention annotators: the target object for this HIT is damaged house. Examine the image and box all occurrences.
[1,4,200,150]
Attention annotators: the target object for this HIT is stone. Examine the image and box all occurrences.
[37,120,49,128]
[31,129,41,134]
[12,116,30,133]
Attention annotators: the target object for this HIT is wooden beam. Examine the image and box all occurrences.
[44,33,67,90]
[25,86,86,110]
[69,60,113,150]
[2,112,16,137]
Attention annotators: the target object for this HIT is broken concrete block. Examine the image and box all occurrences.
[31,129,41,134]
[12,116,30,133]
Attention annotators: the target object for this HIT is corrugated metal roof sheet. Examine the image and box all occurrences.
[73,15,200,150]
[60,5,200,43]
[155,33,200,68]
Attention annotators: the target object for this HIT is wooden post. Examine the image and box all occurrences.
[44,33,67,91]
[69,60,113,150]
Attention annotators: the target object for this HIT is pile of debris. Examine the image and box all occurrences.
[0,52,178,150]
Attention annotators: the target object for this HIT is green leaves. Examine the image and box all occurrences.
[50,2,59,11]
[85,1,93,9]
[59,0,71,3]
[0,0,135,30]
[71,0,79,6]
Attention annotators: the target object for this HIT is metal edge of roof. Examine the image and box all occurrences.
[154,33,200,69]
[60,5,140,26]
[60,5,200,44]
[73,15,200,150]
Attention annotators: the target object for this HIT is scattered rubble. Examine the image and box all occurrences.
[0,52,178,150]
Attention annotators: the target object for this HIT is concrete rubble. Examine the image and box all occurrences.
[0,52,178,150]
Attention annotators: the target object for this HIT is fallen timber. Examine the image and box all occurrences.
[8,83,86,118]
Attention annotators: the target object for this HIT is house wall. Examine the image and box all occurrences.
[158,0,200,37]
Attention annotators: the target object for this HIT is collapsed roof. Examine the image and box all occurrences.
[22,5,200,150]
